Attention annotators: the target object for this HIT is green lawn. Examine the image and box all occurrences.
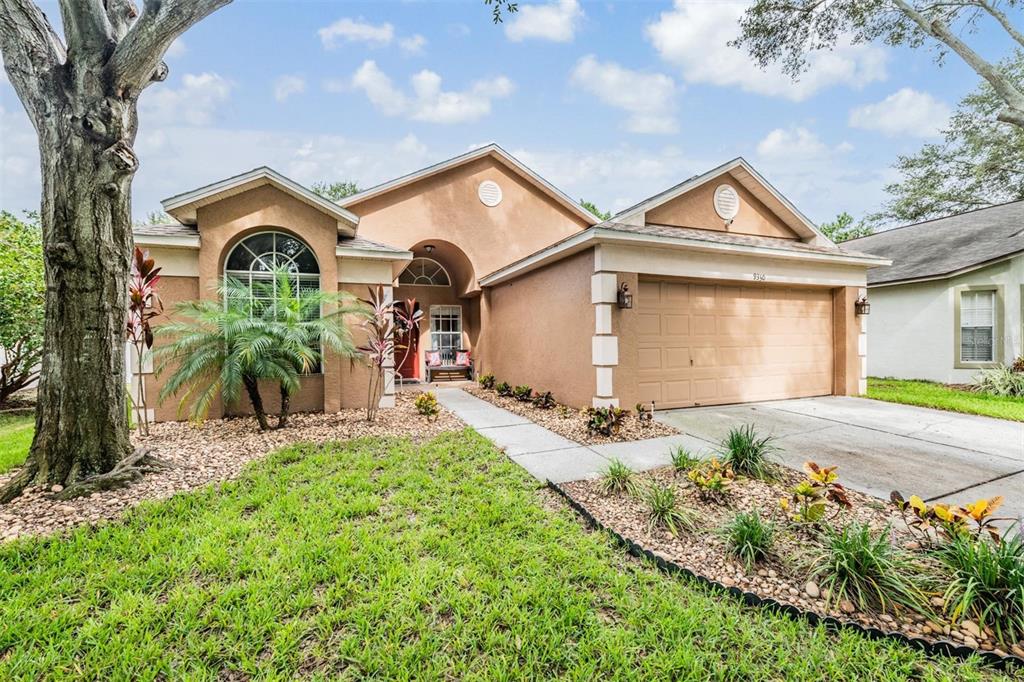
[0,431,1014,680]
[867,377,1024,422]
[0,412,32,474]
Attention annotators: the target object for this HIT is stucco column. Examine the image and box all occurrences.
[380,284,397,408]
[592,271,619,407]
[857,286,868,396]
[833,286,867,396]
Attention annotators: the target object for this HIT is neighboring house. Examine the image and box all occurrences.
[844,202,1024,384]
[133,143,888,422]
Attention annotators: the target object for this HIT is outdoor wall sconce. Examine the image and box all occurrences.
[617,282,633,309]
[855,296,871,316]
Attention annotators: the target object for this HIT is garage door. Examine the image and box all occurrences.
[636,279,834,409]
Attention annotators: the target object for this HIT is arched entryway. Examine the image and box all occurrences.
[393,241,478,383]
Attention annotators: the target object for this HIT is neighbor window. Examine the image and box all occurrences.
[959,289,996,363]
[399,258,451,286]
[430,305,462,360]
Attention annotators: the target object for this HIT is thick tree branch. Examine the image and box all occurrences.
[58,0,113,61]
[891,0,1024,126]
[108,0,231,95]
[105,0,139,39]
[0,0,66,126]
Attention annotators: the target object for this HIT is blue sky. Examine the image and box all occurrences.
[0,0,1010,225]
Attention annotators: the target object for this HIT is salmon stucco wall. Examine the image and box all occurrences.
[833,286,867,396]
[348,155,590,285]
[143,275,200,422]
[613,272,641,410]
[478,249,594,408]
[645,173,798,240]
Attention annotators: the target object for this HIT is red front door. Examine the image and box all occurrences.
[395,302,420,380]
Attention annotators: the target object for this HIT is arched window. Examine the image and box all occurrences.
[398,258,451,287]
[224,231,320,309]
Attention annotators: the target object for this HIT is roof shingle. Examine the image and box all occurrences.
[843,202,1024,285]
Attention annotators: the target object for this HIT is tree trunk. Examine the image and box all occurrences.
[277,383,291,429]
[1,97,138,503]
[242,374,271,431]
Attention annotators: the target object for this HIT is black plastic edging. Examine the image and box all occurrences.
[547,480,1023,671]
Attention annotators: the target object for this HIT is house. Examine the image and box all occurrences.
[132,144,889,422]
[844,203,1024,384]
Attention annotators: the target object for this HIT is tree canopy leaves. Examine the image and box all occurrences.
[580,199,611,221]
[818,212,874,243]
[311,181,360,202]
[872,54,1024,224]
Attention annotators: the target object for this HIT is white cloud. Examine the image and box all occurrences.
[273,75,306,102]
[140,72,231,126]
[506,0,583,43]
[570,55,678,134]
[395,133,427,157]
[165,38,187,59]
[646,1,887,101]
[848,87,950,137]
[318,18,394,49]
[350,60,514,124]
[399,34,427,55]
[756,127,836,160]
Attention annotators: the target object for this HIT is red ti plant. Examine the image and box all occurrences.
[358,285,396,422]
[126,246,162,435]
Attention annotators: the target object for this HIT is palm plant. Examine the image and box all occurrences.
[155,271,364,431]
[249,270,364,428]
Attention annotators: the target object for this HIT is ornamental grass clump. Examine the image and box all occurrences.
[720,424,777,479]
[809,522,929,614]
[935,529,1024,646]
[721,512,775,570]
[644,483,698,537]
[599,459,638,497]
[974,365,1024,397]
[669,446,701,474]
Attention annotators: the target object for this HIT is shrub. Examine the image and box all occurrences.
[0,211,44,408]
[720,424,777,479]
[478,373,496,390]
[414,392,440,418]
[669,446,701,474]
[495,382,513,397]
[721,512,775,570]
[635,402,653,426]
[809,522,928,613]
[935,530,1024,646]
[532,391,556,409]
[513,385,533,402]
[586,406,628,436]
[644,483,698,536]
[780,462,852,526]
[1013,355,1024,373]
[556,404,573,419]
[686,458,734,501]
[974,365,1024,397]
[891,492,1009,546]
[599,459,638,496]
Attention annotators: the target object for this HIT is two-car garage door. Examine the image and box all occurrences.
[636,278,834,409]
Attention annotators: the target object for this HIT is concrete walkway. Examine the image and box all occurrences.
[434,389,698,482]
[437,388,1024,521]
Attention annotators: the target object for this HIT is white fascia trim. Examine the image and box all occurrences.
[338,144,600,225]
[132,234,201,249]
[480,228,891,286]
[162,166,360,234]
[612,157,825,243]
[335,246,414,261]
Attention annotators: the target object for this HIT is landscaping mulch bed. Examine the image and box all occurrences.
[559,465,1024,662]
[0,394,462,543]
[465,385,678,445]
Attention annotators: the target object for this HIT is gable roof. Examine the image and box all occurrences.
[611,157,828,244]
[338,143,601,225]
[162,166,360,236]
[844,201,1024,286]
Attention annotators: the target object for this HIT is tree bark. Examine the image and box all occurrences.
[277,383,291,429]
[242,374,270,431]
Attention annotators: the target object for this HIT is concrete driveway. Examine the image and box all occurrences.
[656,397,1024,521]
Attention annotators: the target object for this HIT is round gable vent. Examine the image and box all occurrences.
[478,180,503,207]
[713,184,740,221]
